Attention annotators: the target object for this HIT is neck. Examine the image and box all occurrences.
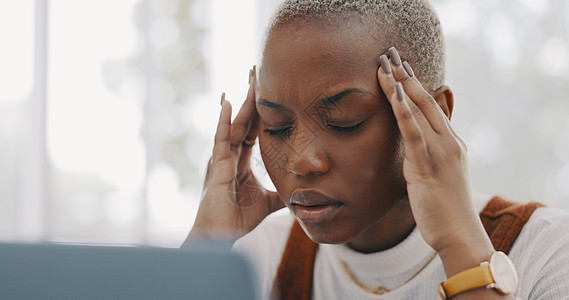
[346,198,416,254]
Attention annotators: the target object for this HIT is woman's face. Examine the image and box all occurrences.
[256,18,408,245]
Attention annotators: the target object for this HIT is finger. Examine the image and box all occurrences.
[212,93,233,164]
[391,82,429,162]
[204,156,213,181]
[229,69,258,148]
[388,47,451,134]
[237,115,260,174]
[202,156,214,190]
[387,47,422,87]
[448,125,468,152]
[377,54,432,134]
[249,112,260,140]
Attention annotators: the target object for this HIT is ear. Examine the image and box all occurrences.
[431,85,454,120]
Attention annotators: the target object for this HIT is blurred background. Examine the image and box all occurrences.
[0,0,567,247]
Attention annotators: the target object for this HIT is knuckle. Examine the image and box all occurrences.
[443,136,467,160]
[421,94,436,106]
[408,130,423,143]
[451,146,464,160]
[401,76,415,85]
[214,133,228,144]
[410,105,422,116]
[427,160,440,176]
[455,136,468,152]
[229,136,241,148]
[401,110,413,120]
[421,152,440,176]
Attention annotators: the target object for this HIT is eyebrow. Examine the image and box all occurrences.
[258,88,375,110]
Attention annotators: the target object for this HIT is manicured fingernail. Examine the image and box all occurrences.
[395,83,404,102]
[403,61,415,77]
[389,47,401,66]
[220,92,226,106]
[380,55,391,75]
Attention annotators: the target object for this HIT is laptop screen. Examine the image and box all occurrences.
[0,242,260,300]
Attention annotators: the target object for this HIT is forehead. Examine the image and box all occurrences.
[258,17,388,100]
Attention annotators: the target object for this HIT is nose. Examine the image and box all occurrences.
[286,147,330,177]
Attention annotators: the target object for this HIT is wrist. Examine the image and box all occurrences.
[438,251,519,300]
[184,224,246,247]
[436,224,494,277]
[186,212,248,243]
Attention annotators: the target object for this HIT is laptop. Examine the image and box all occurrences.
[0,242,260,300]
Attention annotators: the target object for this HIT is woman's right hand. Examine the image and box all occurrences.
[184,68,285,243]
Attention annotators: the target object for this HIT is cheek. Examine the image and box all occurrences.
[364,131,402,178]
[343,121,400,170]
[258,134,288,183]
[258,134,294,204]
[330,119,404,196]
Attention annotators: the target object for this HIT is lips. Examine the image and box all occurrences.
[290,190,343,225]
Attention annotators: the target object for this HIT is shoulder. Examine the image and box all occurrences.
[475,194,569,298]
[511,204,569,257]
[508,204,569,298]
[519,205,569,237]
[512,204,569,255]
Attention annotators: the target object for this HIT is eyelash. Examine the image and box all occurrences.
[263,122,365,137]
[263,127,293,137]
[328,122,364,132]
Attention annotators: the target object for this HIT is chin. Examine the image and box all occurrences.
[300,222,358,245]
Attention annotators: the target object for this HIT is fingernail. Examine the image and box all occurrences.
[249,69,253,84]
[403,61,415,77]
[380,55,391,75]
[395,83,404,102]
[389,47,401,66]
[220,92,226,106]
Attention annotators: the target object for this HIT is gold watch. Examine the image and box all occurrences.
[438,251,518,299]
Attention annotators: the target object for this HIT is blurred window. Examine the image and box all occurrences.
[0,0,567,246]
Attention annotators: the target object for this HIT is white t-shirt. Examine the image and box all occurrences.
[233,195,569,299]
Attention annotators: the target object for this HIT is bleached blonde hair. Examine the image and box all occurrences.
[268,0,445,91]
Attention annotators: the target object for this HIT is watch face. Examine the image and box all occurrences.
[489,251,519,295]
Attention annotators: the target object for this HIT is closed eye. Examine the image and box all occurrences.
[327,121,365,133]
[263,121,365,138]
[263,126,293,137]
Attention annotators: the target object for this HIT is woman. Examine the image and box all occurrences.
[186,0,569,299]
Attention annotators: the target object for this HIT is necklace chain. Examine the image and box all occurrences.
[340,252,438,295]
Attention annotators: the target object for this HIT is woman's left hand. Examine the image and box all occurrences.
[376,47,495,278]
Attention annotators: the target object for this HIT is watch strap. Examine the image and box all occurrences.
[440,263,493,298]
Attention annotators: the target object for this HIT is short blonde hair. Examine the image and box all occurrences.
[269,0,445,91]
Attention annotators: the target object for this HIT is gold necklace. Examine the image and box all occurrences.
[340,252,437,295]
